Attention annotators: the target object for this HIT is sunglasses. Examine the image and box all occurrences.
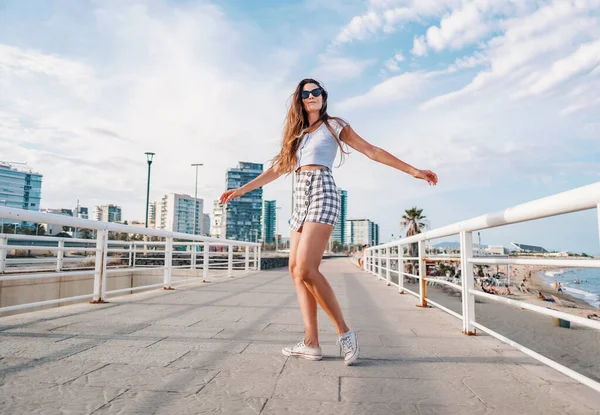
[301,88,323,99]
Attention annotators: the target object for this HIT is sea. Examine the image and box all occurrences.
[540,268,600,309]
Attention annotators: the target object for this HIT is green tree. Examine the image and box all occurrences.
[401,207,428,275]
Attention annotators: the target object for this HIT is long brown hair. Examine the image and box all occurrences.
[272,78,349,174]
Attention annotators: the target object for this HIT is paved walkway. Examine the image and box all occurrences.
[1,258,599,414]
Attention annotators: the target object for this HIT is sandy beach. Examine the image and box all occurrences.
[496,263,599,316]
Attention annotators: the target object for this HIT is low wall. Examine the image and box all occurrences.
[0,268,204,317]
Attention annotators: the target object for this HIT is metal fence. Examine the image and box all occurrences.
[364,181,600,392]
[0,206,260,314]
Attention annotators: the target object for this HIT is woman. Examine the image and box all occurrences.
[220,78,438,366]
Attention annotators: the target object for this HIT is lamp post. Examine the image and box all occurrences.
[275,206,281,252]
[144,152,155,228]
[191,163,203,235]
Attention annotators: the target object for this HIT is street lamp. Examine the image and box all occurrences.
[144,152,155,228]
[191,163,203,235]
[275,206,282,252]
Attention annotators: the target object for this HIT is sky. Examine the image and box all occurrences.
[1,0,599,254]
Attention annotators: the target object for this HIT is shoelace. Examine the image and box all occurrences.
[336,335,353,357]
[293,340,306,351]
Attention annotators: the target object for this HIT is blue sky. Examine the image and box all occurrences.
[1,0,599,254]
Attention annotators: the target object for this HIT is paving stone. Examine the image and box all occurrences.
[273,372,339,402]
[261,399,419,415]
[0,384,127,415]
[168,351,285,375]
[67,342,190,367]
[0,336,96,360]
[70,362,218,393]
[0,357,107,389]
[196,370,279,399]
[340,377,479,405]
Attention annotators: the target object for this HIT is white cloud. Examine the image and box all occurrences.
[424,2,494,51]
[383,52,405,72]
[333,12,382,45]
[411,35,428,56]
[313,55,375,81]
[515,38,600,98]
[420,0,600,109]
[337,72,427,109]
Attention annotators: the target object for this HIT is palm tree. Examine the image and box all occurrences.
[401,207,428,276]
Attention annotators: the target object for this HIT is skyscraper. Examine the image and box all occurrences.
[217,162,263,241]
[347,219,380,246]
[93,205,122,223]
[0,161,42,226]
[330,189,347,245]
[262,200,276,244]
[156,193,203,234]
[211,200,225,239]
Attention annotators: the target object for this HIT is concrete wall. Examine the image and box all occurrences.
[0,268,202,317]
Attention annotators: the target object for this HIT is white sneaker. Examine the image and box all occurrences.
[282,340,322,361]
[338,330,360,366]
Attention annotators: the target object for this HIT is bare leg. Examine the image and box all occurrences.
[289,228,319,347]
[295,222,350,335]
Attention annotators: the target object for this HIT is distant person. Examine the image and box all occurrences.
[220,78,438,366]
[358,244,368,269]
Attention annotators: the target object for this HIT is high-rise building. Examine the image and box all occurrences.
[370,221,380,246]
[330,189,347,245]
[219,162,263,241]
[74,206,88,220]
[0,161,42,226]
[156,193,203,234]
[346,219,380,246]
[261,200,276,244]
[94,204,122,223]
[202,213,210,236]
[148,201,157,228]
[211,200,225,239]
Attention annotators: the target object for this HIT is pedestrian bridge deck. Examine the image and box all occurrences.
[1,258,599,414]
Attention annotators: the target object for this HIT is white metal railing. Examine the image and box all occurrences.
[363,181,600,392]
[0,206,261,314]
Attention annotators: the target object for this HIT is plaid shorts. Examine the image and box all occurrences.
[289,168,340,232]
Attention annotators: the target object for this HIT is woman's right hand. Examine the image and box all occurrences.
[219,188,245,204]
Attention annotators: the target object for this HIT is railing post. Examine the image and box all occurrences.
[132,242,137,268]
[91,230,108,303]
[227,244,233,277]
[377,249,382,279]
[245,245,250,272]
[0,235,7,273]
[56,240,64,272]
[203,242,209,281]
[398,245,404,294]
[460,231,476,335]
[385,247,391,286]
[128,242,133,267]
[191,244,197,270]
[417,240,429,307]
[258,245,262,271]
[163,237,174,290]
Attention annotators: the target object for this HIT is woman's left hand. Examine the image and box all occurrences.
[414,169,438,186]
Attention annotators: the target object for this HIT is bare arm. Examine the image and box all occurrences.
[340,125,438,186]
[220,164,284,204]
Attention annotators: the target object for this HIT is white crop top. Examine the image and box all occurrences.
[296,119,348,170]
